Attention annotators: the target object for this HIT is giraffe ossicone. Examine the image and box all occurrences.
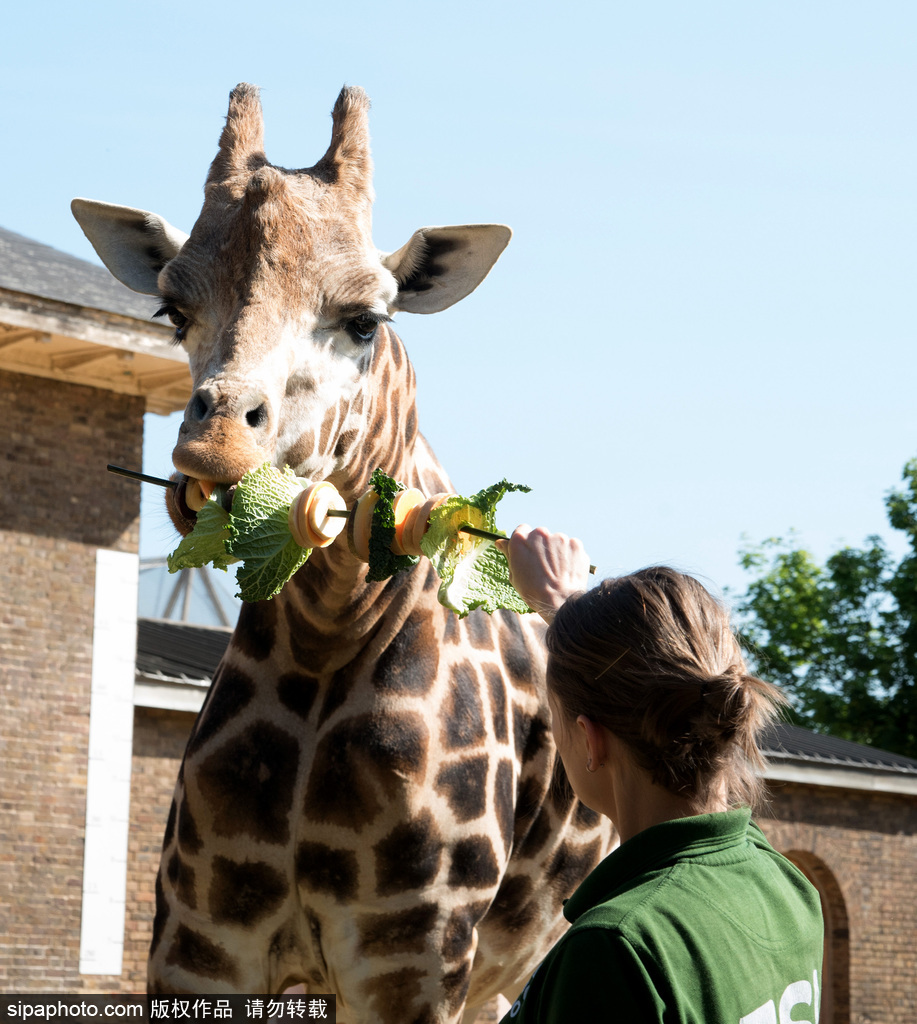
[73,84,614,1023]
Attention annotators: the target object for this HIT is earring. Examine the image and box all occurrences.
[585,760,605,773]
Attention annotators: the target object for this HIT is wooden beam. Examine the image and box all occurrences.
[0,329,47,350]
[136,367,192,392]
[50,347,119,371]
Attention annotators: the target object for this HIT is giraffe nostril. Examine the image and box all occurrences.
[189,392,210,423]
[246,402,269,430]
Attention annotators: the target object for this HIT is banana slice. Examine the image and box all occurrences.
[184,477,215,512]
[288,481,348,549]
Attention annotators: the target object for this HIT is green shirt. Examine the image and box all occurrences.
[501,809,823,1023]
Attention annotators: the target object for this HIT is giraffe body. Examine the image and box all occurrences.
[73,85,614,1023]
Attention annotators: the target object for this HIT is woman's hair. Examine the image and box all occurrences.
[546,566,787,812]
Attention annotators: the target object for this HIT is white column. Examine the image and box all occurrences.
[79,549,139,975]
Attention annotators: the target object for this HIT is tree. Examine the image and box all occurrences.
[732,459,917,758]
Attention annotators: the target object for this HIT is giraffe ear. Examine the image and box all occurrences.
[382,225,512,314]
[71,198,189,295]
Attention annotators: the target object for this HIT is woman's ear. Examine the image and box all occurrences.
[576,715,609,770]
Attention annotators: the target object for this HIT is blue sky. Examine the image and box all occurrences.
[5,2,916,605]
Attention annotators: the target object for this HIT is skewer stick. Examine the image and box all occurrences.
[107,464,176,488]
[109,466,597,573]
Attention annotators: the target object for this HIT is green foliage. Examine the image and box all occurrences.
[366,468,420,583]
[734,459,917,757]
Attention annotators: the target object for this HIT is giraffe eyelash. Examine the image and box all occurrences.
[153,303,191,346]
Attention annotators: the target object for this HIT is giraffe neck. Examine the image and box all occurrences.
[231,322,451,673]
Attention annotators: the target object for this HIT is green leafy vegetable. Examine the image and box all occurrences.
[166,488,238,573]
[226,464,311,602]
[366,468,420,582]
[420,480,533,617]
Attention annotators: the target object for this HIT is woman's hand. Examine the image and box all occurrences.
[497,524,592,623]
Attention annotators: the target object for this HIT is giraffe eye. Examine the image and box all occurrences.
[154,303,191,344]
[345,313,382,344]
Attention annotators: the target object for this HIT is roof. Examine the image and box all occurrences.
[136,618,233,685]
[0,225,159,322]
[133,618,917,790]
[0,225,190,414]
[762,721,917,776]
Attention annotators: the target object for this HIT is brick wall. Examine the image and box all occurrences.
[761,780,917,1024]
[0,369,143,992]
[106,708,194,992]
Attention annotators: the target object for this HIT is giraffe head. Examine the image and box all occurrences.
[73,84,510,525]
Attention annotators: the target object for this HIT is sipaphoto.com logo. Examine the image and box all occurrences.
[1,998,144,1021]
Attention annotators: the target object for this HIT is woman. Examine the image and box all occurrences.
[496,526,824,1024]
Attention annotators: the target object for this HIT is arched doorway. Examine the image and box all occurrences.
[784,850,850,1024]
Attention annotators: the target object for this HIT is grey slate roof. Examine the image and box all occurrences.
[0,225,160,322]
[135,618,917,774]
[137,618,233,683]
[762,721,917,776]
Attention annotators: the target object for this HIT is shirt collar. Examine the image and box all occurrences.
[564,807,753,923]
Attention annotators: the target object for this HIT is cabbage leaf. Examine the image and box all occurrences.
[420,480,533,617]
[166,489,238,573]
[226,464,311,603]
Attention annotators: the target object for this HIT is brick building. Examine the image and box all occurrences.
[0,225,188,990]
[1,227,916,1022]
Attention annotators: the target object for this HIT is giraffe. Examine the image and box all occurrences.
[72,84,614,1023]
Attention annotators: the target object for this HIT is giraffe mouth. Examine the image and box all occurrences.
[167,474,238,536]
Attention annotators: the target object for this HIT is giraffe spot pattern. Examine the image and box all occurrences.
[361,967,432,1024]
[513,705,551,765]
[575,798,602,829]
[493,758,515,854]
[374,809,443,896]
[177,801,203,856]
[499,613,537,689]
[167,851,197,910]
[421,562,438,592]
[512,775,551,855]
[442,959,473,1013]
[209,854,288,926]
[334,428,359,460]
[304,711,428,829]
[162,801,176,850]
[434,755,489,822]
[232,599,277,661]
[150,873,167,958]
[165,925,239,984]
[441,900,490,960]
[465,611,493,650]
[443,610,460,643]
[484,664,508,743]
[295,841,359,903]
[317,405,337,456]
[315,662,356,726]
[488,873,537,932]
[549,755,576,811]
[548,837,604,897]
[440,662,485,750]
[357,903,439,957]
[371,610,439,695]
[186,664,257,758]
[196,721,300,844]
[276,671,320,720]
[447,835,499,889]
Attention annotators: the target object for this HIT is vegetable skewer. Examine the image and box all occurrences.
[107,464,597,574]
